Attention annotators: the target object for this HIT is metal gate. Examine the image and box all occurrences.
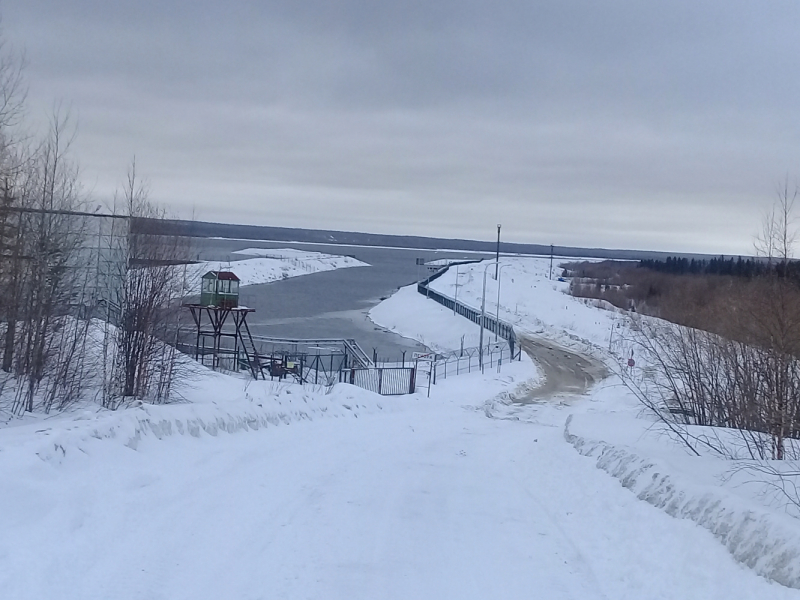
[339,367,416,395]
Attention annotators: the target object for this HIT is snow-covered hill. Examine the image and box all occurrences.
[1,255,799,598]
[186,247,368,287]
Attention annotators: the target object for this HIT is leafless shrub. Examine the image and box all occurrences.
[0,112,96,415]
[617,315,800,462]
[0,35,194,417]
[102,160,193,407]
[611,186,800,513]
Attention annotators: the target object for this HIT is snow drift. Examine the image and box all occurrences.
[0,379,404,465]
[564,414,800,589]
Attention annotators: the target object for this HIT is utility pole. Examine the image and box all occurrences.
[495,264,509,342]
[453,265,460,315]
[495,224,501,280]
[479,266,488,371]
[549,244,554,280]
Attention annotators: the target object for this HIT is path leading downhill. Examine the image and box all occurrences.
[518,335,608,402]
[1,392,795,600]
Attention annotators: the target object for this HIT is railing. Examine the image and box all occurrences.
[250,335,372,368]
[177,325,411,393]
[417,260,518,357]
[342,339,373,367]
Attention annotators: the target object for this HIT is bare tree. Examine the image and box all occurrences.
[104,160,191,407]
[755,179,797,268]
[0,31,26,135]
[0,32,190,416]
[9,112,90,414]
[0,30,28,377]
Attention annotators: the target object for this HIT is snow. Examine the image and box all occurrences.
[187,248,368,287]
[424,256,619,353]
[2,255,800,597]
[208,236,552,256]
[371,257,800,588]
[565,411,800,589]
[2,381,795,598]
[370,284,488,351]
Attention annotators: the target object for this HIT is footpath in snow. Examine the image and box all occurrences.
[1,255,799,598]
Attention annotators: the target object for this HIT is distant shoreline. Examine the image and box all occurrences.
[134,217,727,262]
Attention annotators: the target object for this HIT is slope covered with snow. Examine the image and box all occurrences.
[2,254,800,598]
[2,369,795,599]
[187,248,368,287]
[370,255,800,589]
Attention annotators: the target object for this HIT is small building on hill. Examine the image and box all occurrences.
[200,271,240,309]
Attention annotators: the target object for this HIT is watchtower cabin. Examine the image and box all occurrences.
[200,271,240,308]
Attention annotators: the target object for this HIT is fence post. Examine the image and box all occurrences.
[409,367,416,393]
[427,365,432,397]
[378,368,383,395]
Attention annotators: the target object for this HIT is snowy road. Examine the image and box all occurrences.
[518,336,607,402]
[2,397,795,599]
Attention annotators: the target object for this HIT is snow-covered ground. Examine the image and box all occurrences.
[2,255,800,598]
[371,257,800,588]
[186,248,368,287]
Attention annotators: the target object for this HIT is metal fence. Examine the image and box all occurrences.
[417,260,518,356]
[414,343,516,394]
[339,367,416,395]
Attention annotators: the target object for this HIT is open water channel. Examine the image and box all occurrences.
[193,238,499,360]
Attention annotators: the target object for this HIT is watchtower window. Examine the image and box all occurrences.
[198,271,240,308]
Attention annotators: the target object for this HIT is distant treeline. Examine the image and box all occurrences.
[638,256,800,279]
[133,217,691,262]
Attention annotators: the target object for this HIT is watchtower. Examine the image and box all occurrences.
[200,271,240,308]
[184,270,263,378]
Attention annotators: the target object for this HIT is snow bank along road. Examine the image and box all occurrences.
[1,390,794,599]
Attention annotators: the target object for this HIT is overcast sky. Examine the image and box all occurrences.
[4,1,800,254]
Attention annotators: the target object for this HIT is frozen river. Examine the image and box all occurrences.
[193,238,498,360]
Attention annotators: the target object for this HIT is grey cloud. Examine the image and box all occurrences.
[5,0,800,254]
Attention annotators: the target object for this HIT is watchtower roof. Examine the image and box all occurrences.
[202,270,240,281]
